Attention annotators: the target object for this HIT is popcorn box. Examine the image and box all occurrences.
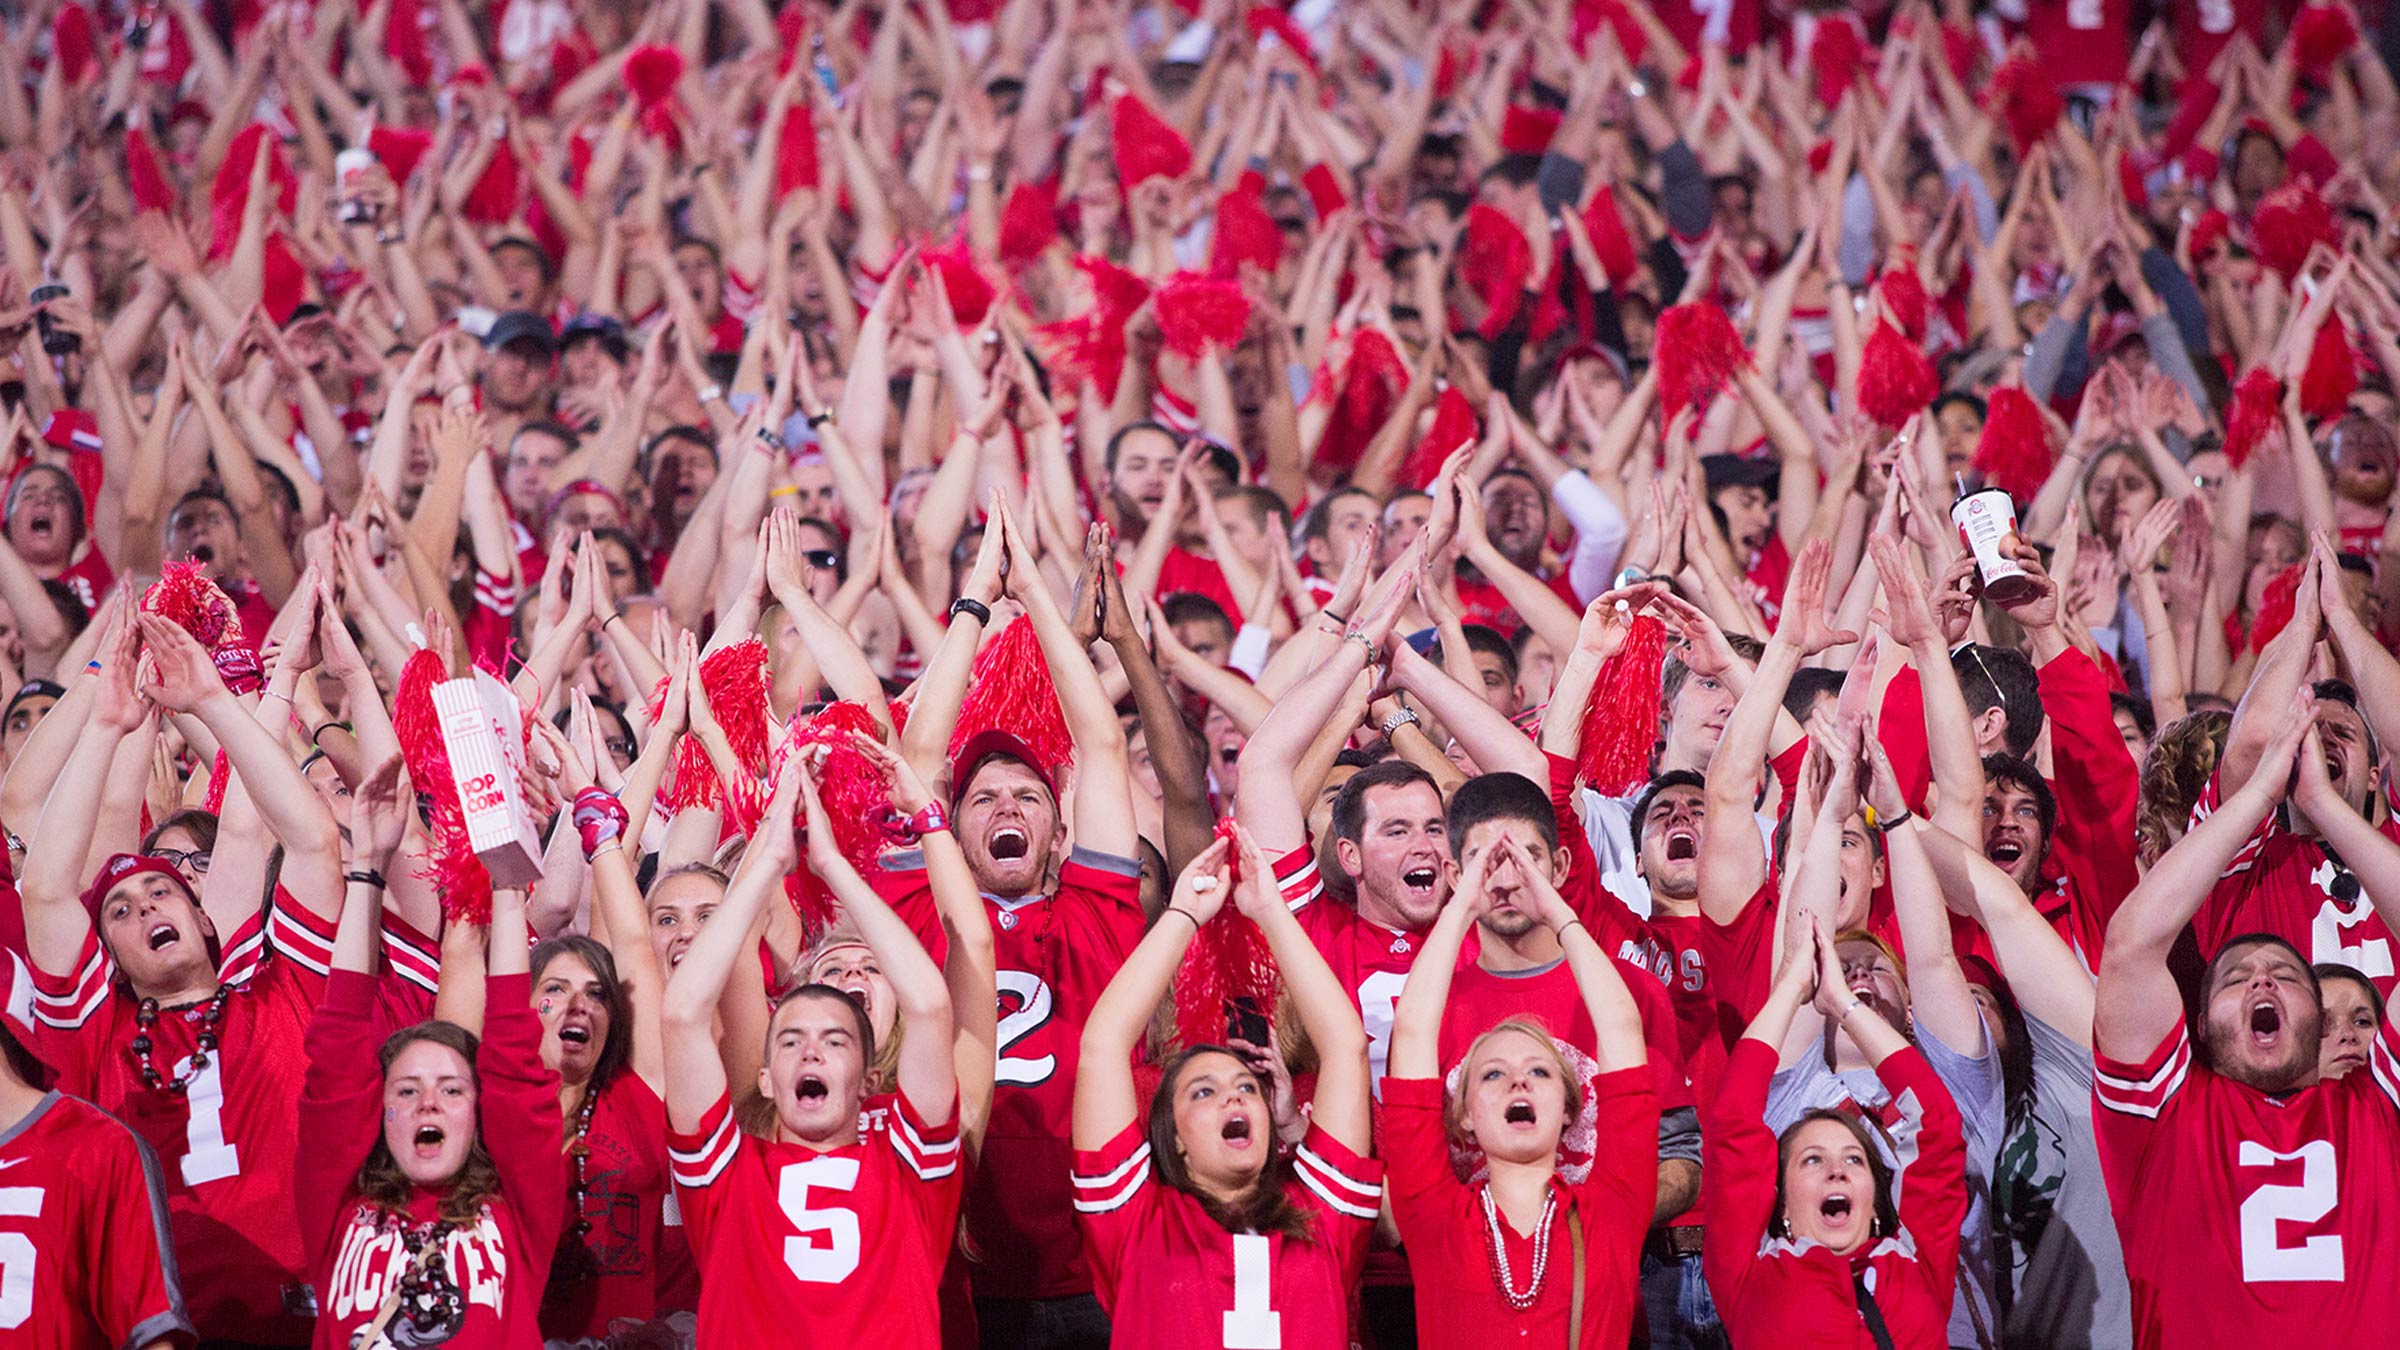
[432,669,544,886]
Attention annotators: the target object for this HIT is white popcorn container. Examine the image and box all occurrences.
[1951,488,2038,605]
[432,669,545,886]
[335,148,377,223]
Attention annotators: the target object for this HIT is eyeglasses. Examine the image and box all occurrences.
[801,548,842,571]
[604,739,637,759]
[152,848,211,876]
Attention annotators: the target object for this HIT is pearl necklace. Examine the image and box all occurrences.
[1479,1185,1557,1312]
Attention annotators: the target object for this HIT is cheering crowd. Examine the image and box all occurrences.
[3,0,2400,1346]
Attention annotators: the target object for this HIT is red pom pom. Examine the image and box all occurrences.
[2299,315,2357,421]
[653,640,772,828]
[1972,387,2057,500]
[392,646,495,926]
[2250,183,2338,281]
[1499,106,1563,157]
[1808,18,1864,107]
[209,125,297,261]
[126,128,176,215]
[1171,820,1284,1050]
[624,45,684,111]
[2251,561,2304,652]
[1986,54,2064,153]
[1035,256,1152,392]
[367,126,435,187]
[2292,4,2359,77]
[1575,615,1667,795]
[923,234,998,328]
[2222,368,2285,469]
[1112,94,1192,188]
[775,703,894,941]
[1154,272,1252,359]
[1857,321,1938,429]
[1579,187,1639,288]
[1458,204,1533,341]
[142,560,243,651]
[1403,385,1481,492]
[1243,6,1318,70]
[776,103,819,196]
[948,618,1075,778]
[1875,265,1930,341]
[1653,301,1751,420]
[1314,328,1411,475]
[998,181,1060,266]
[1209,180,1283,278]
[260,233,307,326]
[52,5,97,85]
[2187,208,2232,265]
[461,137,521,225]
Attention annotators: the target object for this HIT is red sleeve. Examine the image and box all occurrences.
[1874,666,1934,814]
[1289,1120,1383,1274]
[1579,1066,1659,1245]
[2038,649,2142,959]
[665,1090,747,1254]
[1300,163,1347,217]
[883,1080,967,1246]
[2090,1019,2192,1218]
[1377,1076,1459,1233]
[477,970,568,1280]
[1549,753,1648,955]
[1699,1039,1782,1308]
[1070,1118,1158,1311]
[296,969,390,1268]
[1875,1047,1966,1309]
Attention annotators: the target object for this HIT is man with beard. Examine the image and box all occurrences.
[883,507,1138,1350]
[2095,687,2400,1345]
[2194,541,2400,997]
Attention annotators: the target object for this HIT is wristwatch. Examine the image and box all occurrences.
[1865,803,1913,834]
[949,597,993,624]
[1377,706,1421,739]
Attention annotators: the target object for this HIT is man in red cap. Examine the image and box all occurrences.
[882,506,1141,1349]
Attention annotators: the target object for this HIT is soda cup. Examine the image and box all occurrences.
[336,148,377,224]
[1951,489,2038,604]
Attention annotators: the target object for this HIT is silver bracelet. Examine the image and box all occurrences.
[1377,706,1420,738]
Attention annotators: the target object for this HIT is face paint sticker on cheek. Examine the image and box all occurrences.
[539,999,554,1015]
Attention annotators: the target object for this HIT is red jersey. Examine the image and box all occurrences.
[1270,844,1422,1091]
[2094,1016,2400,1346]
[300,970,566,1350]
[538,1072,670,1342]
[877,848,1145,1299]
[1157,545,1245,626]
[1382,1072,1656,1349]
[1653,0,1760,53]
[2191,775,2400,998]
[1435,955,1693,1122]
[0,1090,195,1350]
[2013,0,2135,88]
[25,903,337,1344]
[1706,1041,1967,1350]
[1700,874,1782,1031]
[2167,0,2271,86]
[1071,1119,1381,1350]
[667,1086,962,1350]
[54,547,113,615]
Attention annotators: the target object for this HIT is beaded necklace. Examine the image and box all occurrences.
[550,1083,603,1285]
[1479,1185,1558,1312]
[389,1215,467,1337]
[131,985,234,1093]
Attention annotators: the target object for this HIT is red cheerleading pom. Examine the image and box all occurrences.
[775,702,895,941]
[1857,321,1938,429]
[1313,328,1410,475]
[997,181,1060,266]
[1654,302,1751,420]
[654,640,773,829]
[923,234,998,328]
[1575,614,1668,796]
[126,129,177,215]
[2300,315,2358,421]
[947,617,1074,779]
[143,560,243,652]
[1986,54,2064,153]
[1111,94,1192,188]
[1035,256,1152,394]
[1154,272,1252,360]
[2187,208,2232,266]
[1972,386,2057,501]
[1171,818,1284,1051]
[2221,368,2285,469]
[1209,180,1283,278]
[367,126,436,188]
[2250,561,2304,652]
[1402,385,1480,492]
[392,645,495,926]
[2292,4,2360,77]
[1580,187,1639,288]
[1458,204,1533,341]
[209,125,298,261]
[1875,265,1930,342]
[2250,183,2338,282]
[624,44,683,110]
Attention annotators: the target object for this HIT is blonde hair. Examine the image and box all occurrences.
[1445,1019,1583,1145]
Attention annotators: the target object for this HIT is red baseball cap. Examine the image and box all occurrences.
[949,730,1057,805]
[77,854,199,927]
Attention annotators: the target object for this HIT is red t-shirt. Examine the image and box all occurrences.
[539,1072,670,1341]
[2166,0,2271,84]
[55,546,114,614]
[0,1090,195,1350]
[2014,0,2136,87]
[1382,1072,1656,1350]
[1271,843,1423,1091]
[668,1087,962,1350]
[2094,1017,2400,1346]
[877,849,1146,1300]
[1072,1119,1381,1350]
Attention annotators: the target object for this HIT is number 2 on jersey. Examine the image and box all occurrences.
[2238,1139,2344,1282]
[995,970,1057,1086]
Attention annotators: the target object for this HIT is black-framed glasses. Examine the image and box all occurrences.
[802,548,842,571]
[153,848,211,876]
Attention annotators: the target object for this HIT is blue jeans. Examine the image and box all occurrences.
[974,1294,1111,1350]
[1638,1250,1725,1350]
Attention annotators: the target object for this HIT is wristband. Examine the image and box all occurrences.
[572,786,630,859]
[949,597,993,625]
[807,408,836,428]
[903,801,951,838]
[1559,918,1589,944]
[344,869,387,890]
[1865,804,1913,834]
[1837,998,1869,1023]
[1163,907,1202,931]
[1343,630,1379,663]
[1318,609,1349,627]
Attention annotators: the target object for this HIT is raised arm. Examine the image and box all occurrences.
[1074,837,1233,1149]
[1387,850,1485,1082]
[1860,727,1984,1057]
[661,760,801,1132]
[1228,826,1372,1154]
[992,503,1134,860]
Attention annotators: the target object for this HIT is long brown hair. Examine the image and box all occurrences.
[1771,1110,1899,1243]
[531,936,634,1093]
[352,1022,503,1226]
[1145,1045,1315,1244]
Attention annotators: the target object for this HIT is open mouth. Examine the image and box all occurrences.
[558,1024,591,1046]
[1989,840,2025,866]
[1401,865,1438,893]
[412,1125,446,1154]
[2250,1000,2282,1041]
[147,923,179,952]
[988,826,1030,861]
[26,514,54,540]
[795,1074,830,1104]
[1820,1194,1853,1222]
[1220,745,1240,764]
[189,544,215,566]
[1504,1100,1536,1126]
[1665,829,1697,862]
[1220,1115,1253,1145]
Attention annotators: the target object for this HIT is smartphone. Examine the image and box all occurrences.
[1226,997,1271,1048]
[28,285,76,356]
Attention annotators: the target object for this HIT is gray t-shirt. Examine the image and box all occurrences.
[1995,1014,2130,1350]
[1765,1014,2006,1350]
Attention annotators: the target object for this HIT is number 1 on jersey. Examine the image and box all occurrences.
[1223,1233,1281,1348]
[179,1055,240,1185]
